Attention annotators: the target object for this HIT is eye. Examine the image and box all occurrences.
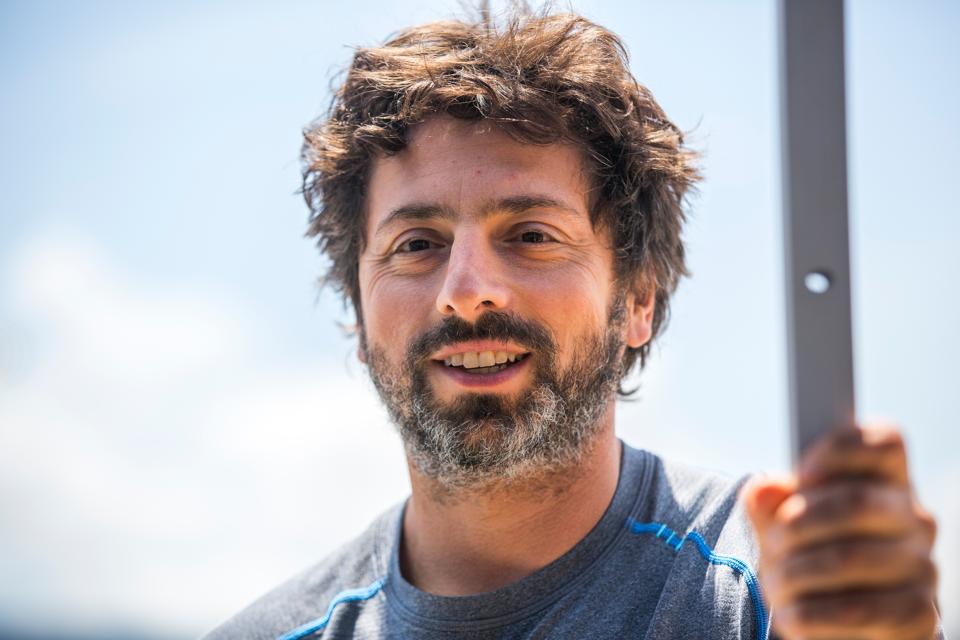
[519,230,551,244]
[397,238,437,253]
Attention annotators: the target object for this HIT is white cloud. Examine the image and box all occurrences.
[5,231,248,384]
[0,231,409,637]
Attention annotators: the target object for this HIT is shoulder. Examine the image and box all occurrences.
[631,448,755,554]
[201,503,401,640]
[622,447,768,639]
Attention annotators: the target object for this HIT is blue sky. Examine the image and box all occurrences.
[1,1,957,637]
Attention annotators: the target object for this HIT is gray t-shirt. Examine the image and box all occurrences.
[204,444,779,639]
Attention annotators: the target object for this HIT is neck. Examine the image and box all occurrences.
[399,405,622,596]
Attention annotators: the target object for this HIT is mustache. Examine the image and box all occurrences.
[407,312,556,363]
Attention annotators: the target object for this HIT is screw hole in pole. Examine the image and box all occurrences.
[804,270,832,294]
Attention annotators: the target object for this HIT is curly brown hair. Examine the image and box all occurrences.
[301,9,700,392]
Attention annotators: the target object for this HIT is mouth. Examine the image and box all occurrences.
[440,350,530,374]
[430,345,532,388]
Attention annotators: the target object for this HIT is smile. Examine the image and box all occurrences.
[442,350,530,372]
[431,351,531,388]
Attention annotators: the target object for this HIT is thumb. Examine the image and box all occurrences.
[741,475,795,535]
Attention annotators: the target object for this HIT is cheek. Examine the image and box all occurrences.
[360,267,439,348]
[508,266,613,369]
[511,259,611,328]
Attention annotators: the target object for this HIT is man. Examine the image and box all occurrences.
[205,10,942,640]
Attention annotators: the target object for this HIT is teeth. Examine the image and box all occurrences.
[470,363,507,373]
[444,350,527,368]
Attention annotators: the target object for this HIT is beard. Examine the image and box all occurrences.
[364,298,627,491]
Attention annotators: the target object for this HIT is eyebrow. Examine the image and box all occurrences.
[374,195,583,237]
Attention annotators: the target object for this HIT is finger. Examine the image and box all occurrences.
[773,583,939,640]
[762,533,935,607]
[914,500,939,547]
[742,475,796,537]
[766,481,913,557]
[799,423,909,488]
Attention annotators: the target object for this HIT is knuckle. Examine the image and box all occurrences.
[822,429,862,460]
[876,426,905,449]
[802,491,835,525]
[844,483,871,511]
[840,539,882,570]
[862,424,908,460]
[862,422,903,443]
[827,483,873,520]
[795,485,867,529]
[839,594,875,627]
[877,435,908,466]
[893,544,935,584]
[789,543,845,580]
[921,557,939,588]
[799,594,869,629]
[916,506,938,543]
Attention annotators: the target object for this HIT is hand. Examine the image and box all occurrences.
[744,424,939,640]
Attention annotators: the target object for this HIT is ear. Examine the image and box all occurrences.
[625,282,656,349]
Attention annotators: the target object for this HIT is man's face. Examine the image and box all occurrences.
[358,116,654,488]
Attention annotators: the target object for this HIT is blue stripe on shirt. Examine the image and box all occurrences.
[277,577,386,640]
[627,518,769,640]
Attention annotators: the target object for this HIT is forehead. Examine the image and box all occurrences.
[365,116,592,231]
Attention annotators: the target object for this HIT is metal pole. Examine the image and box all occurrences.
[779,0,857,462]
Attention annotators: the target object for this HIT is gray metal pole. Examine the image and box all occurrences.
[779,0,857,462]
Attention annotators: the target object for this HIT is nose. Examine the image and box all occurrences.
[435,232,511,322]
